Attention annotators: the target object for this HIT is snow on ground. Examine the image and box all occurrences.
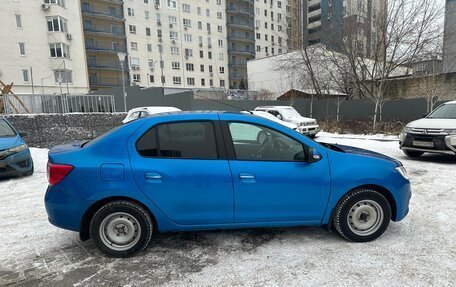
[0,136,455,286]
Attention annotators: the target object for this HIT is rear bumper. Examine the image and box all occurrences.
[399,133,456,155]
[44,185,92,232]
[0,149,33,178]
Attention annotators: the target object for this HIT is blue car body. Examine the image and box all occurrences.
[0,118,33,178]
[45,112,411,239]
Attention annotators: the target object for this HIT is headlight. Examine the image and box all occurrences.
[444,129,456,135]
[7,144,28,153]
[403,127,413,133]
[396,166,409,180]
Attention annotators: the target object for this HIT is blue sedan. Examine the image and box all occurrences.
[45,112,411,257]
[0,117,33,178]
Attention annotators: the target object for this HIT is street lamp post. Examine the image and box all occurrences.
[117,52,128,112]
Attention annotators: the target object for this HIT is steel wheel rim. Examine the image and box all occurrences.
[347,200,384,236]
[99,212,141,251]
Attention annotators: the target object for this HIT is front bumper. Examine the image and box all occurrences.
[297,125,319,136]
[0,148,33,178]
[399,133,456,155]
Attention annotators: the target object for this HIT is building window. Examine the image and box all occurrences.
[47,16,68,33]
[145,11,150,19]
[150,75,155,83]
[168,0,177,9]
[22,69,29,82]
[44,0,65,8]
[169,15,177,23]
[219,67,225,74]
[129,25,137,34]
[201,78,205,86]
[187,77,195,86]
[54,69,72,83]
[199,50,204,58]
[182,3,190,12]
[219,53,224,60]
[198,21,202,29]
[172,61,180,69]
[206,9,210,17]
[15,14,22,28]
[147,43,152,52]
[209,65,213,73]
[208,51,212,59]
[19,43,26,56]
[216,0,221,4]
[217,25,222,33]
[197,7,201,15]
[170,31,178,39]
[131,57,140,67]
[127,8,135,16]
[131,42,138,50]
[49,43,70,58]
[209,79,213,87]
[172,76,182,84]
[171,47,179,54]
[200,64,204,72]
[146,27,151,36]
[186,63,194,71]
[257,45,261,52]
[183,18,191,27]
[217,12,222,19]
[220,80,225,87]
[218,39,223,47]
[133,74,141,83]
[185,48,193,57]
[184,34,192,42]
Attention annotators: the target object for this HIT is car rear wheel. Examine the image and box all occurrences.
[403,150,424,158]
[90,200,153,257]
[333,188,391,242]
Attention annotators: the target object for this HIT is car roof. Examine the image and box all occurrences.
[444,100,456,105]
[256,106,294,109]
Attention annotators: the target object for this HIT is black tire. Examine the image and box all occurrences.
[90,200,153,257]
[333,188,391,242]
[403,150,424,158]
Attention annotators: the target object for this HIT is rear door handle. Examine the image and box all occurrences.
[239,173,256,182]
[144,172,163,182]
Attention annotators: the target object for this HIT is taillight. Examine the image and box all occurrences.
[47,162,73,186]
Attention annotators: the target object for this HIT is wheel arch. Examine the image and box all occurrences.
[325,184,397,232]
[79,196,158,241]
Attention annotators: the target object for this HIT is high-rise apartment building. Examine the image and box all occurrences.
[81,0,128,90]
[302,0,385,58]
[443,0,456,73]
[0,0,89,95]
[124,0,229,89]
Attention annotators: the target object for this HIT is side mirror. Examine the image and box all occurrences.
[19,131,28,137]
[307,147,322,163]
[422,114,428,118]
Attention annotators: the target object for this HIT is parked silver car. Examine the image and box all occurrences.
[399,100,456,157]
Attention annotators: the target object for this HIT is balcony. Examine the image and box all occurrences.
[239,0,254,5]
[227,34,255,44]
[84,27,126,39]
[86,44,127,54]
[229,72,248,80]
[227,22,255,31]
[227,49,255,56]
[226,8,254,17]
[82,9,124,22]
[228,62,248,67]
[87,62,126,71]
[89,77,128,88]
[97,0,123,4]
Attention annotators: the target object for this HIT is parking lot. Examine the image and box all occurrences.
[1,134,455,286]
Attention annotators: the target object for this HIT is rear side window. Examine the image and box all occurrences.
[137,121,218,159]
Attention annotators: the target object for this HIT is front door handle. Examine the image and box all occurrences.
[239,173,256,183]
[144,172,163,182]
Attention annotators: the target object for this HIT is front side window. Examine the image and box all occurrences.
[228,122,304,161]
[137,122,218,159]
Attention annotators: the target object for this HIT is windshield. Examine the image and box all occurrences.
[0,119,17,137]
[280,108,301,118]
[427,104,456,119]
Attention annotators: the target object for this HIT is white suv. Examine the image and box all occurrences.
[399,100,456,157]
[254,106,319,137]
[122,106,181,124]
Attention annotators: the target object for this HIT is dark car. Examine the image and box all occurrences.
[0,117,33,178]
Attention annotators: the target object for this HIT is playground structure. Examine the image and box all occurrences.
[0,81,30,114]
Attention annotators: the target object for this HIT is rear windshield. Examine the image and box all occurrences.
[0,119,16,137]
[427,104,456,119]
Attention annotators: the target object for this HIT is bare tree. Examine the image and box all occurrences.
[329,0,445,129]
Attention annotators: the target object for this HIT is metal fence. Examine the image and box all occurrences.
[1,94,116,114]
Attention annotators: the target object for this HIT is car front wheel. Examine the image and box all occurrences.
[333,188,391,242]
[90,200,153,257]
[403,150,424,158]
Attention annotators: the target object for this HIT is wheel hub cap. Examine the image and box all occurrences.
[99,212,142,251]
[347,200,384,236]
